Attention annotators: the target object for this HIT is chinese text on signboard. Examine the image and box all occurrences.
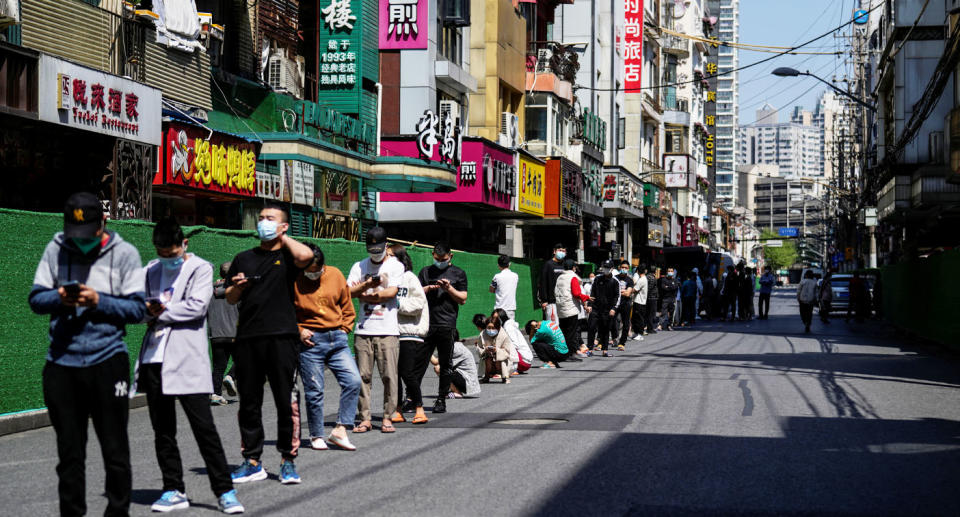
[623,0,643,92]
[518,155,545,217]
[160,124,257,196]
[379,0,427,49]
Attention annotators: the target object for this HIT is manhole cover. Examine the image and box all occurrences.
[489,418,568,425]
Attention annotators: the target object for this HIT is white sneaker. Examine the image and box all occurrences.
[632,335,644,342]
[210,394,228,406]
[310,437,328,450]
[223,375,237,397]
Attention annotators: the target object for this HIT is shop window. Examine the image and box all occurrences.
[441,0,471,27]
[323,169,353,213]
[438,25,462,65]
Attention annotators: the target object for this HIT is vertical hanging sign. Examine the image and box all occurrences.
[623,0,643,93]
[705,35,718,213]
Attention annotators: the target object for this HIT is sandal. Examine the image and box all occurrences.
[353,422,372,433]
[412,409,429,424]
[390,411,406,423]
[490,374,502,379]
[503,378,510,384]
[381,422,396,433]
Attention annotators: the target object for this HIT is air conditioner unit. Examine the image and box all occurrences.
[439,100,461,126]
[268,50,302,98]
[499,112,519,148]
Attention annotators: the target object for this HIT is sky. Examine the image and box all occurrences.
[736,0,858,124]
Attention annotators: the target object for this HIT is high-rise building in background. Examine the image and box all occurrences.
[738,104,824,181]
[710,0,739,206]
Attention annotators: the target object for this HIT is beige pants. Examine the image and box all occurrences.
[355,335,400,422]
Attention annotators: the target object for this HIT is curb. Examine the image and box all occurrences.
[0,394,148,438]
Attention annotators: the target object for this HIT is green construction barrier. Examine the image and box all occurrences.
[880,249,960,350]
[0,208,543,415]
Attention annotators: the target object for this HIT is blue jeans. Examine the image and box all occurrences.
[299,330,361,438]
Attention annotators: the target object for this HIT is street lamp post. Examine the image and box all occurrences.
[771,67,876,112]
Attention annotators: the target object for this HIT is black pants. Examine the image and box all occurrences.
[211,337,236,396]
[723,295,737,320]
[398,338,432,407]
[821,301,832,321]
[660,298,677,329]
[739,293,752,320]
[758,293,771,319]
[43,352,131,517]
[631,303,646,336]
[645,299,658,333]
[587,311,614,351]
[799,302,814,328]
[450,370,467,394]
[616,305,632,345]
[234,335,300,461]
[558,316,578,352]
[425,327,456,401]
[681,296,697,325]
[140,364,233,497]
[532,341,566,364]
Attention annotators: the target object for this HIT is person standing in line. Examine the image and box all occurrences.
[490,255,519,321]
[418,242,468,414]
[630,266,647,341]
[537,243,566,322]
[644,268,660,335]
[554,259,589,361]
[525,319,569,368]
[586,260,620,357]
[137,218,243,514]
[579,271,596,352]
[720,266,738,321]
[294,243,361,452]
[658,268,680,331]
[691,267,704,318]
[758,266,776,320]
[614,261,635,351]
[819,271,834,324]
[701,269,716,320]
[225,203,314,485]
[390,244,431,424]
[29,192,146,516]
[347,227,404,434]
[209,262,239,406]
[680,272,699,327]
[797,270,818,333]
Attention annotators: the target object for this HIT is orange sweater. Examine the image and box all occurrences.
[293,266,356,333]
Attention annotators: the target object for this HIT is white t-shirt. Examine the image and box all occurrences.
[142,266,180,364]
[347,256,404,336]
[492,268,519,311]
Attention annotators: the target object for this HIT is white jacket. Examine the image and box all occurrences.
[503,319,533,363]
[633,273,648,305]
[397,271,429,339]
[555,270,579,318]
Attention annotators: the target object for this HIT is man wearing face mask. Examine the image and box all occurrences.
[613,260,636,351]
[225,204,314,486]
[346,227,404,434]
[29,192,146,516]
[585,260,621,357]
[417,242,468,414]
[537,244,567,323]
[658,268,681,331]
[136,218,243,514]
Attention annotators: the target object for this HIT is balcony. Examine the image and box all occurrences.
[661,34,689,57]
[661,87,690,126]
[526,41,579,104]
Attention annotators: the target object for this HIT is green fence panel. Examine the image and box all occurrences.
[0,208,544,414]
[880,249,960,350]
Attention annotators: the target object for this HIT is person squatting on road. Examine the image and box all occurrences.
[29,192,146,517]
[136,218,243,514]
[226,203,314,486]
[430,330,481,398]
[525,319,569,368]
[477,312,516,384]
[494,308,533,374]
[294,243,361,452]
[347,227,404,435]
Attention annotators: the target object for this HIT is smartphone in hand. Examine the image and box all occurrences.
[62,280,81,296]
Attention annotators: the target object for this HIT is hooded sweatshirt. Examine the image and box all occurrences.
[29,230,146,367]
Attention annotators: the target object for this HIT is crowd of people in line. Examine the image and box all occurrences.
[27,191,877,516]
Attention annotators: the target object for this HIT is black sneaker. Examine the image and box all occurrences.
[432,399,447,414]
[401,399,416,413]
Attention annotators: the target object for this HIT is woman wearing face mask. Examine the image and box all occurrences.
[477,313,515,384]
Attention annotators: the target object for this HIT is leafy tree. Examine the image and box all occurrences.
[761,230,797,271]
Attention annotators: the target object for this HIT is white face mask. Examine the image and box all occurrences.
[485,329,499,337]
[369,250,386,262]
[304,270,323,280]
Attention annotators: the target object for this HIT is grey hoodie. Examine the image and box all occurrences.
[29,230,146,367]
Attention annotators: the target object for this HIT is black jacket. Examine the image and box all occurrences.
[659,276,680,300]
[538,259,565,304]
[647,275,660,300]
[591,274,621,313]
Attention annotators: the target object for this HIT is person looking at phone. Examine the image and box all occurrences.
[135,217,243,514]
[490,255,518,321]
[417,242,468,414]
[346,227,404,434]
[225,204,313,486]
[28,192,146,516]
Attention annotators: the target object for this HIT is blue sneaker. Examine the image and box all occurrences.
[279,460,301,484]
[231,460,267,484]
[151,490,189,512]
[218,490,245,514]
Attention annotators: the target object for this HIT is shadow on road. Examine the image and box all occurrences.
[532,416,960,516]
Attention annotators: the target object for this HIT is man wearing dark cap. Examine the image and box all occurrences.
[417,242,468,414]
[346,226,404,433]
[537,243,567,322]
[585,260,621,357]
[29,192,147,516]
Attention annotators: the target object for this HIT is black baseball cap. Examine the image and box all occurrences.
[601,259,616,269]
[63,192,103,238]
[433,242,451,256]
[366,226,387,254]
[553,242,565,250]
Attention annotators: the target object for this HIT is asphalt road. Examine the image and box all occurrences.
[2,288,959,516]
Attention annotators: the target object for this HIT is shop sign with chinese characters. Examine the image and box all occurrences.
[39,54,161,146]
[623,0,643,92]
[317,0,363,98]
[156,123,258,196]
[517,153,545,217]
[414,109,461,165]
[379,0,427,49]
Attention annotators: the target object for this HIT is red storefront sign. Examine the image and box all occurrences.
[682,216,700,247]
[624,0,643,92]
[155,123,259,197]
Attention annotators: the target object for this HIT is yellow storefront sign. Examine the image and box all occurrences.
[518,155,545,217]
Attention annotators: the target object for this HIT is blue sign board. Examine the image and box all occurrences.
[778,227,799,237]
[853,9,869,24]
